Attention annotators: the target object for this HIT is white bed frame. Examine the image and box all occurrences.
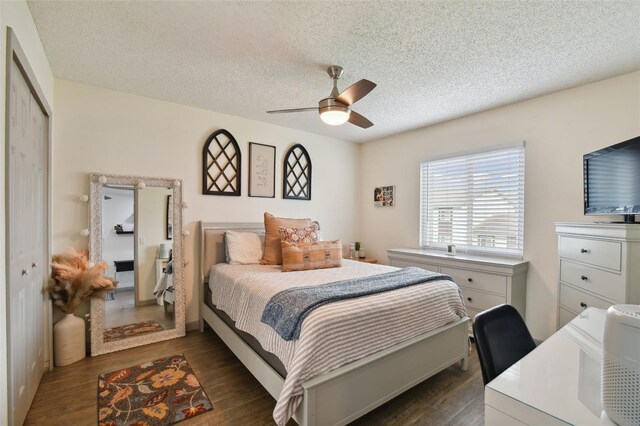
[199,222,469,426]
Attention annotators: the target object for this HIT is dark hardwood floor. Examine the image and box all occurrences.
[24,328,484,425]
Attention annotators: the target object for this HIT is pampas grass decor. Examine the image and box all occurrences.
[46,249,118,313]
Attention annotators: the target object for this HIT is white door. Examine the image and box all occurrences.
[7,57,49,425]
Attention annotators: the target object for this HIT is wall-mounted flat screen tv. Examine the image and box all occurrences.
[584,136,640,223]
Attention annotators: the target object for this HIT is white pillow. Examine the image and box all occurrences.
[225,231,264,265]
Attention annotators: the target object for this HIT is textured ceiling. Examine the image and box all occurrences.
[28,1,640,143]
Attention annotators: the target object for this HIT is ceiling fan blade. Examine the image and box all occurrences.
[267,107,318,114]
[348,110,374,128]
[335,79,376,106]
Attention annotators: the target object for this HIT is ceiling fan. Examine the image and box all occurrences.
[267,66,376,128]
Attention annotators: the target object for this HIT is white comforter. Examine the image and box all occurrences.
[209,260,466,425]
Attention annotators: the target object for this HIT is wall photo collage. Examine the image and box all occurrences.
[374,185,395,207]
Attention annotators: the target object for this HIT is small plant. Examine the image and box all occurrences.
[354,242,361,252]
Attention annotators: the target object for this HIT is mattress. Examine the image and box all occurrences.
[204,286,287,377]
[208,260,467,425]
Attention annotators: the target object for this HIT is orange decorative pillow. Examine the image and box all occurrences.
[278,224,319,244]
[261,212,311,265]
[281,240,343,272]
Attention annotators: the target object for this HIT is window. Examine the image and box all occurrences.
[420,145,525,258]
[437,208,453,243]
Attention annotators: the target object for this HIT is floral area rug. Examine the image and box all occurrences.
[98,354,213,425]
[104,321,164,343]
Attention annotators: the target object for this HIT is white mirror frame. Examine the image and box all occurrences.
[89,173,185,355]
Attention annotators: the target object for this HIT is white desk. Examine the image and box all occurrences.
[485,308,616,425]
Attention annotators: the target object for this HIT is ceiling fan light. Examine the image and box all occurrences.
[320,110,350,125]
[320,107,351,126]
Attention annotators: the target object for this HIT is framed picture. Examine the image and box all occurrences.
[249,142,276,198]
[283,144,312,200]
[202,129,241,196]
[374,185,395,207]
[166,194,173,239]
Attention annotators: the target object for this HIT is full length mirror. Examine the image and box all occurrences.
[89,173,185,355]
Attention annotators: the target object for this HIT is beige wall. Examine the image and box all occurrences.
[52,78,360,327]
[358,71,640,339]
[0,1,54,421]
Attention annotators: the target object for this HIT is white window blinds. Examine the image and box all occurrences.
[420,145,525,258]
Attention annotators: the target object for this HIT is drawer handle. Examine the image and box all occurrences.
[580,302,587,309]
[467,297,473,303]
[467,278,473,283]
[580,275,588,281]
[580,248,589,254]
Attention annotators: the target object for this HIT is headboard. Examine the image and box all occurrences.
[199,221,265,280]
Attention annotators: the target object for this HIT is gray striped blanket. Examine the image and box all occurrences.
[261,267,454,340]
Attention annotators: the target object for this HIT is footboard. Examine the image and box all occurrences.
[294,316,469,425]
[204,300,468,426]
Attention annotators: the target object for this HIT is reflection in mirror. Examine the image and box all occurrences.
[89,174,184,356]
[166,194,173,240]
[102,186,175,340]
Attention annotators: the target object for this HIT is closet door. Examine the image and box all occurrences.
[6,56,49,425]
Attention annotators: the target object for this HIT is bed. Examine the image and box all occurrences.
[199,222,470,426]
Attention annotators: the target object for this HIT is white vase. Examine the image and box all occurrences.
[53,313,86,366]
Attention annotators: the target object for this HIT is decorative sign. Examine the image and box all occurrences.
[249,143,276,198]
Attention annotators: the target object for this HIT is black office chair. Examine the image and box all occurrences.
[473,304,536,385]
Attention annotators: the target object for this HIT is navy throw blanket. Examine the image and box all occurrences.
[261,267,454,341]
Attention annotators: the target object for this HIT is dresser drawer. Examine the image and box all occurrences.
[459,287,506,312]
[559,260,624,302]
[389,259,440,272]
[559,284,613,315]
[442,267,507,295]
[559,236,621,271]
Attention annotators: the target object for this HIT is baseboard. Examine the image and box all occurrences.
[186,320,199,332]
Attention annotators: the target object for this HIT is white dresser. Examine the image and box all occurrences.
[556,223,640,329]
[387,248,528,324]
